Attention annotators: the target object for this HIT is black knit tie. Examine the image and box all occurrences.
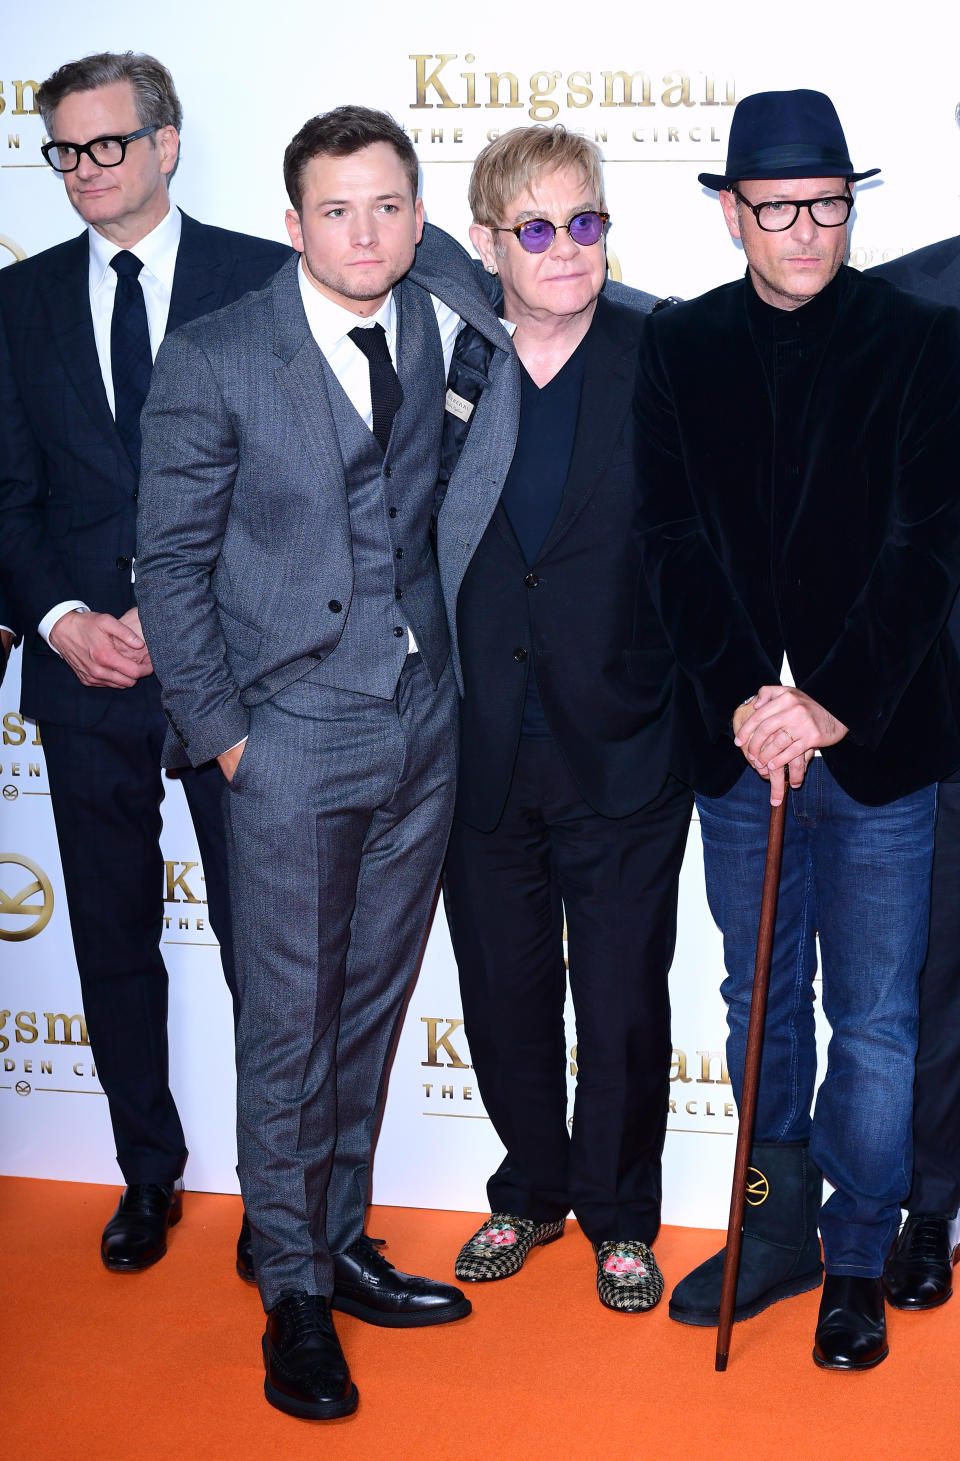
[110,250,152,469]
[348,322,403,454]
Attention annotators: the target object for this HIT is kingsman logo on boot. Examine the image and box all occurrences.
[745,1166,770,1205]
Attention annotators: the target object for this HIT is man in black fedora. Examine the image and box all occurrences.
[634,88,960,1368]
[866,107,960,1312]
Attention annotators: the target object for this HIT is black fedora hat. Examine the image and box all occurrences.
[698,88,880,191]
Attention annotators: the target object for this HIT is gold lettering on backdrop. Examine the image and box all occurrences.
[485,72,522,109]
[12,81,40,115]
[567,72,592,109]
[16,1011,39,1044]
[3,712,41,747]
[421,1017,470,1069]
[661,73,695,107]
[409,58,734,124]
[410,54,459,108]
[601,71,653,108]
[696,1050,731,1085]
[670,1048,692,1084]
[44,1013,89,1046]
[529,72,562,122]
[164,860,203,904]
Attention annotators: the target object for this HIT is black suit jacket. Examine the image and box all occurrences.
[449,293,677,830]
[870,237,960,769]
[0,210,291,727]
[635,264,960,806]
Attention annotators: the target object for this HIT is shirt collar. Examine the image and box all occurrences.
[297,259,396,353]
[87,203,182,294]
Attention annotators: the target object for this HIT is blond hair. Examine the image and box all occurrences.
[468,125,605,227]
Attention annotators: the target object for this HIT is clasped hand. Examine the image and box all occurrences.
[732,685,848,806]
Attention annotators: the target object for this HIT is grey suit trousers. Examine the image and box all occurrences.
[224,654,458,1309]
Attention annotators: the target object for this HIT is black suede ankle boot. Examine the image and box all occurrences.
[669,1140,824,1325]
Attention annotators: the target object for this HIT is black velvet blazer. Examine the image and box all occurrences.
[449,293,678,830]
[634,264,960,806]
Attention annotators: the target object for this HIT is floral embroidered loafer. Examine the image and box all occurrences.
[454,1213,566,1282]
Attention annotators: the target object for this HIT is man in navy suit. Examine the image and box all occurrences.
[868,119,960,1309]
[0,50,289,1273]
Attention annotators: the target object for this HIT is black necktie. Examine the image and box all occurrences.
[110,250,153,469]
[348,323,403,454]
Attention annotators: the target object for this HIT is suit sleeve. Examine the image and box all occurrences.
[801,305,960,746]
[135,328,249,766]
[633,322,779,740]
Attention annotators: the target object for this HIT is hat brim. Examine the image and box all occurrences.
[699,165,881,191]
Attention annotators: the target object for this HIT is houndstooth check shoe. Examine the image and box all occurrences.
[455,1214,566,1282]
[595,1240,665,1312]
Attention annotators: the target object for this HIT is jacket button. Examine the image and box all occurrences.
[394,626,404,638]
[116,555,131,570]
[132,488,139,501]
[395,548,403,559]
[328,600,342,613]
[389,507,398,518]
[513,647,528,662]
[524,572,539,588]
[384,467,392,478]
[395,587,403,600]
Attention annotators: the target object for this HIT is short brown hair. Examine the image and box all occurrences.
[468,125,605,227]
[37,51,182,137]
[283,105,419,213]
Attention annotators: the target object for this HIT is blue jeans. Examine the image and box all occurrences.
[696,761,936,1275]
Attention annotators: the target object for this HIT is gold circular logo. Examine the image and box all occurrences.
[0,234,27,267]
[2,785,17,801]
[0,852,55,941]
[15,1081,31,1097]
[745,1165,770,1206]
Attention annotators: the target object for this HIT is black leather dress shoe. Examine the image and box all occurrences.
[236,1213,255,1284]
[813,1274,888,1370]
[263,1293,358,1420]
[100,1182,183,1272]
[332,1235,471,1328]
[883,1211,960,1310]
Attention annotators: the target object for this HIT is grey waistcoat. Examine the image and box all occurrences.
[305,285,449,698]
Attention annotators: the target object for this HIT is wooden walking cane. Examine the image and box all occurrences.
[715,790,788,1372]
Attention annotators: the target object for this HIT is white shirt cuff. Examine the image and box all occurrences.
[39,601,90,654]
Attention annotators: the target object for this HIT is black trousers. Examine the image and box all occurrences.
[40,674,236,1185]
[443,736,693,1245]
[909,777,960,1216]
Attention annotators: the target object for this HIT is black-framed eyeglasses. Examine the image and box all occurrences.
[494,210,610,254]
[41,124,159,174]
[732,189,853,232]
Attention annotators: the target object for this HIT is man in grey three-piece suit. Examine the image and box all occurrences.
[135,106,517,1420]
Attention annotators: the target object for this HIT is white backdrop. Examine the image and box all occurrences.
[2,0,959,1227]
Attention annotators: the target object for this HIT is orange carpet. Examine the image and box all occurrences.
[3,1177,955,1459]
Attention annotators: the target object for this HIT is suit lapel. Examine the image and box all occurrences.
[270,259,349,504]
[38,233,120,449]
[166,212,226,332]
[538,295,636,558]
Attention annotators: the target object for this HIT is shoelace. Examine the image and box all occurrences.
[282,1294,330,1343]
[902,1217,949,1261]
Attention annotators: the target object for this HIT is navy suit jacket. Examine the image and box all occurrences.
[0,209,291,727]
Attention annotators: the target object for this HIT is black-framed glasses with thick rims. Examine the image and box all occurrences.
[41,125,160,174]
[494,210,610,254]
[731,189,853,232]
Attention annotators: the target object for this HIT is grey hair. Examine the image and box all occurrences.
[37,51,183,137]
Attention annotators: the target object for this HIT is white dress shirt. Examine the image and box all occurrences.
[39,205,182,647]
